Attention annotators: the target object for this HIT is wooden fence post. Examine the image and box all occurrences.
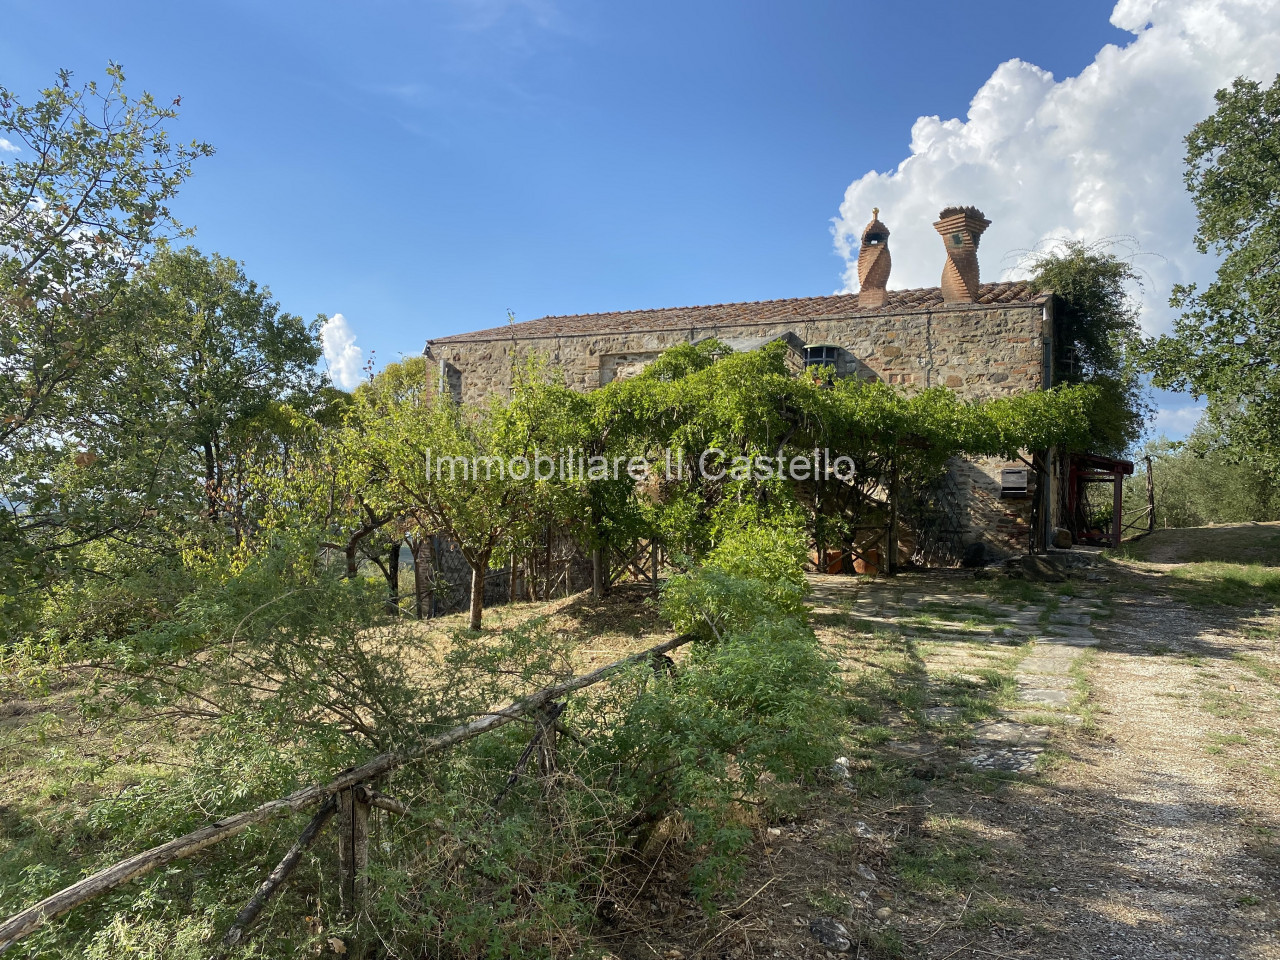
[337,787,370,914]
[1144,455,1155,533]
[537,703,563,796]
[1111,470,1124,548]
[592,547,605,599]
[886,457,899,576]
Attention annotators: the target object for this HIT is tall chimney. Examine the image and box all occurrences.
[856,208,891,308]
[933,206,990,303]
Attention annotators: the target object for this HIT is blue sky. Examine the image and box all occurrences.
[4,0,1278,440]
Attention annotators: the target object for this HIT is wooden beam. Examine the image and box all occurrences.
[219,797,337,952]
[365,789,411,817]
[1111,470,1124,548]
[1145,455,1155,534]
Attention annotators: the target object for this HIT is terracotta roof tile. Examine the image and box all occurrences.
[429,280,1045,345]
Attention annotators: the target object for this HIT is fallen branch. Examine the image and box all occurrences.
[0,633,695,954]
[364,788,410,816]
[220,796,338,952]
[491,703,564,808]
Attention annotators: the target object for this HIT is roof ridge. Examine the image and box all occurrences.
[427,280,1039,345]
[531,290,860,323]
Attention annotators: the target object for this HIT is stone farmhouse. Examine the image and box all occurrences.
[425,206,1061,564]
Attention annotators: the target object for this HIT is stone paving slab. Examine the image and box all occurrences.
[1017,687,1073,707]
[1016,672,1074,689]
[972,720,1052,746]
[1038,637,1099,648]
[1008,709,1084,726]
[1018,658,1075,677]
[1044,624,1097,637]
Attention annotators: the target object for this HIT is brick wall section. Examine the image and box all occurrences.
[427,290,1054,557]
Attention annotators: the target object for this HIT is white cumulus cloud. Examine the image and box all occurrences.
[0,137,19,154]
[832,0,1280,334]
[321,313,364,390]
[1152,399,1207,439]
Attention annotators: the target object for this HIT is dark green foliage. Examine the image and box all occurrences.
[0,67,213,639]
[593,338,1102,560]
[1144,74,1280,481]
[1026,240,1149,455]
[117,246,325,523]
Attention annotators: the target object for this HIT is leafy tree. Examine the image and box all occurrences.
[3,247,326,645]
[0,66,212,454]
[1026,240,1149,455]
[0,66,212,636]
[1144,74,1280,481]
[118,246,325,527]
[357,359,593,629]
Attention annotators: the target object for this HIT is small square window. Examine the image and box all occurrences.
[803,345,838,368]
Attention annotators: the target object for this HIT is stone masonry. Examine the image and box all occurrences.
[424,208,1058,557]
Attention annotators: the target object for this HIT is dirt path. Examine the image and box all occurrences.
[976,588,1280,959]
[619,557,1280,960]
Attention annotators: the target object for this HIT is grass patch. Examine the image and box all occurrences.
[1125,526,1280,565]
[805,886,849,916]
[1165,562,1280,608]
[961,902,1027,929]
[1232,652,1280,685]
[1068,647,1099,730]
[853,925,906,959]
[1200,688,1255,720]
[891,818,988,896]
[917,601,1004,625]
[1207,732,1250,747]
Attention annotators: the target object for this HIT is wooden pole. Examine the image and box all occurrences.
[337,788,370,912]
[886,457,899,576]
[219,797,337,952]
[1111,470,1124,548]
[536,702,563,789]
[0,633,696,954]
[591,547,604,599]
[1145,455,1155,533]
[352,790,370,909]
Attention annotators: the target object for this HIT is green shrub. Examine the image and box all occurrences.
[3,517,842,957]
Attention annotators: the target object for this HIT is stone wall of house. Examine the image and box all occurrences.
[431,301,1050,404]
[950,455,1040,558]
[429,299,1054,559]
